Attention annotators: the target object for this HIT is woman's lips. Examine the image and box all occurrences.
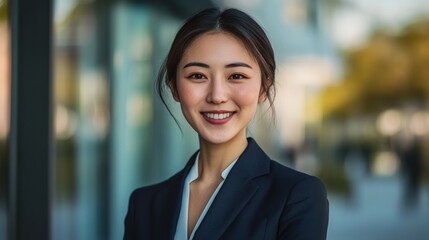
[201,111,235,124]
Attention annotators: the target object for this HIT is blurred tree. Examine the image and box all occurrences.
[400,19,429,99]
[321,17,429,118]
[0,0,7,20]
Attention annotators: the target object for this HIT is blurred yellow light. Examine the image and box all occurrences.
[127,94,152,126]
[55,104,76,140]
[376,109,403,136]
[372,151,400,176]
[409,111,429,136]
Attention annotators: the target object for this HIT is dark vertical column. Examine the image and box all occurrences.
[9,0,53,239]
[95,1,112,239]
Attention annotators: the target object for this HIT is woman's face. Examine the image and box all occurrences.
[174,32,263,145]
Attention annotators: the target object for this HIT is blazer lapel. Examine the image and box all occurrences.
[193,138,270,239]
[153,151,199,239]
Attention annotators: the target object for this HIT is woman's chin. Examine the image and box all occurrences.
[198,131,245,146]
[199,135,231,145]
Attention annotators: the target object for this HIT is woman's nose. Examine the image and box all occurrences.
[206,78,228,104]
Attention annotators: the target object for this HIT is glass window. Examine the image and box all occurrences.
[52,1,199,239]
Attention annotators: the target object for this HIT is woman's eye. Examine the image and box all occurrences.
[229,74,246,80]
[188,73,206,79]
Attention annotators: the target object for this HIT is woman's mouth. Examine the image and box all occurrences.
[201,111,235,124]
[204,112,232,120]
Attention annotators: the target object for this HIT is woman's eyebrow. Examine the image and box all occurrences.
[183,62,253,69]
[225,62,252,69]
[183,62,209,68]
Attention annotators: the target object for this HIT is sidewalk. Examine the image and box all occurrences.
[328,176,429,240]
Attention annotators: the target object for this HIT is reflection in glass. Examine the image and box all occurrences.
[52,1,199,239]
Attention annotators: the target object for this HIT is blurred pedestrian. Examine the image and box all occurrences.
[398,137,423,209]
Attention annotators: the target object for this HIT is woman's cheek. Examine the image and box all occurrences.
[233,84,261,105]
[178,83,203,105]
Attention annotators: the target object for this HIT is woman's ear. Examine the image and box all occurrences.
[168,80,180,102]
[259,78,271,103]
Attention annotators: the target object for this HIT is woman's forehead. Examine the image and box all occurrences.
[179,32,258,67]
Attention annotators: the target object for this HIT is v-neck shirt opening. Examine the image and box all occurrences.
[174,152,238,240]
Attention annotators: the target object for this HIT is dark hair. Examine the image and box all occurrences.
[157,8,276,127]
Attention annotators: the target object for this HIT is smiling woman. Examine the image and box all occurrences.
[176,32,262,145]
[124,8,329,240]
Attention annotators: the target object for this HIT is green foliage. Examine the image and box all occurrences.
[0,1,7,21]
[321,17,429,118]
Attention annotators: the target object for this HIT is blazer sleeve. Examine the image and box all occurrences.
[278,176,329,240]
[124,190,136,240]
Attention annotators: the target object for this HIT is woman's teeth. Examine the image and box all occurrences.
[204,112,232,120]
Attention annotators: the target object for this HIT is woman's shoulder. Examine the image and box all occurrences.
[268,161,329,239]
[244,138,326,194]
[267,160,329,238]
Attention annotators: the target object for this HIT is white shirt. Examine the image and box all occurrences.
[174,153,238,240]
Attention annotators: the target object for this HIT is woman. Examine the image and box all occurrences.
[124,8,328,240]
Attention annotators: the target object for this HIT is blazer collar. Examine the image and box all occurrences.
[156,151,198,239]
[161,138,271,239]
[185,137,270,179]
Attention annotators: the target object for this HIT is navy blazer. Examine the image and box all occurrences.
[124,138,329,239]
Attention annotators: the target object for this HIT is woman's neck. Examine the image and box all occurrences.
[196,133,248,182]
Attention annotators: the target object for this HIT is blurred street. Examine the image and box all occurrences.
[329,175,429,240]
